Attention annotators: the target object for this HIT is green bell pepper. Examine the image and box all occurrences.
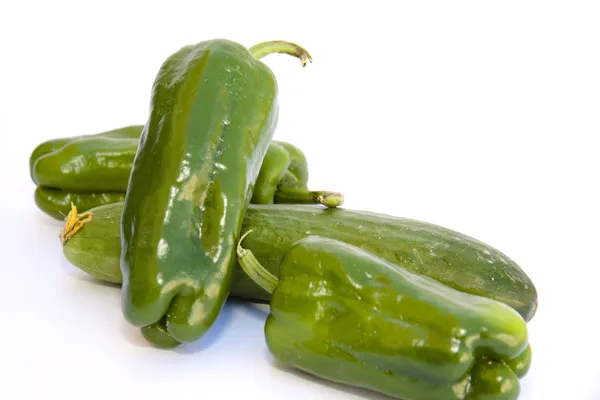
[237,234,531,400]
[30,127,341,220]
[32,134,138,192]
[252,140,343,206]
[29,125,142,184]
[120,38,319,344]
[30,125,143,219]
[35,186,125,220]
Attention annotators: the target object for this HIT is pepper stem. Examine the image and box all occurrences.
[59,203,93,245]
[274,187,344,208]
[237,230,279,294]
[249,41,313,67]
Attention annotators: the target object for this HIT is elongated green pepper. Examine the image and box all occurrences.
[237,235,530,400]
[120,39,313,344]
[32,137,138,192]
[29,125,142,184]
[30,127,340,219]
[35,186,126,220]
[30,125,143,219]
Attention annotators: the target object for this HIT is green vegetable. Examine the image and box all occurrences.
[32,134,138,192]
[30,127,340,220]
[239,206,537,322]
[60,202,537,323]
[120,38,314,344]
[139,317,181,349]
[504,343,532,379]
[35,186,125,221]
[467,359,521,400]
[252,141,343,206]
[252,141,302,204]
[271,141,308,187]
[237,235,530,400]
[29,125,142,184]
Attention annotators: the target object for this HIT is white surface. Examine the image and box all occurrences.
[1,1,599,399]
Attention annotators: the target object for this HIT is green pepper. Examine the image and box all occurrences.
[237,235,530,400]
[30,125,141,189]
[30,125,143,219]
[251,141,343,206]
[29,125,142,184]
[30,128,341,220]
[35,186,125,220]
[120,39,317,344]
[271,141,308,187]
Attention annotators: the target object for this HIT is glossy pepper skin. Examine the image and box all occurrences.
[251,141,339,205]
[240,205,537,321]
[35,186,125,220]
[30,125,332,219]
[240,236,529,400]
[273,141,308,188]
[252,142,295,204]
[30,125,143,219]
[30,125,142,190]
[120,39,310,344]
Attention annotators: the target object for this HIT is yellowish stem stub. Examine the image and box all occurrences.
[59,203,93,245]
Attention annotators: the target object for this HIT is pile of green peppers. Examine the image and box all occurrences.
[29,38,536,400]
[31,126,339,220]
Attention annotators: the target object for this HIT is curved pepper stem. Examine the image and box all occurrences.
[59,203,93,245]
[249,41,313,67]
[274,187,344,208]
[237,230,279,294]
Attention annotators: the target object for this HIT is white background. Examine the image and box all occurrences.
[1,1,598,399]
